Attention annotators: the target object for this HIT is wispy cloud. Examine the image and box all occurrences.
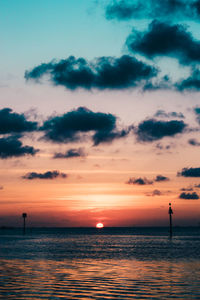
[105,0,200,21]
[126,177,153,185]
[154,110,185,119]
[53,148,86,159]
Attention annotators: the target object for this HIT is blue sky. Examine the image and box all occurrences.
[0,0,131,76]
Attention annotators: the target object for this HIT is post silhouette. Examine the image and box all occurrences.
[168,203,173,239]
[22,213,27,235]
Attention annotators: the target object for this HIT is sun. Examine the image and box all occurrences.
[96,222,104,228]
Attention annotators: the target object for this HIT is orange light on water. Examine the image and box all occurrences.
[96,222,104,228]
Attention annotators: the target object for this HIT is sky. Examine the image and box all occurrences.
[1,0,200,227]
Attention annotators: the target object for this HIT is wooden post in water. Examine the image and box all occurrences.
[168,203,173,239]
[22,213,27,235]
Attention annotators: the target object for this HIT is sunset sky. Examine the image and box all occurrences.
[1,0,200,227]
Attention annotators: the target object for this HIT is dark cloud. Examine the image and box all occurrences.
[25,55,157,90]
[142,75,172,92]
[22,170,67,180]
[194,106,200,123]
[0,108,37,134]
[178,167,200,177]
[0,186,3,190]
[42,107,115,143]
[128,174,170,187]
[105,0,200,21]
[0,136,38,159]
[194,107,200,115]
[41,107,131,145]
[126,21,200,65]
[154,175,170,182]
[188,138,200,146]
[176,70,200,91]
[135,118,187,142]
[194,184,200,188]
[93,125,133,146]
[53,148,86,159]
[127,177,153,185]
[179,192,199,199]
[193,0,200,15]
[154,110,185,119]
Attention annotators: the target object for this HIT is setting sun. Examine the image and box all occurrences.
[96,223,104,228]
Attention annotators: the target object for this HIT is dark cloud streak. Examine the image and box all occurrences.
[127,177,153,185]
[53,148,86,159]
[178,167,200,177]
[126,21,200,65]
[0,136,38,159]
[154,110,185,119]
[154,175,170,182]
[41,107,132,145]
[0,108,37,134]
[22,170,67,180]
[93,125,133,146]
[25,55,157,90]
[105,0,200,21]
[176,70,200,91]
[188,138,200,146]
[179,192,199,199]
[136,119,187,142]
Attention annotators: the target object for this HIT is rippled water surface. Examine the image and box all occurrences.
[0,227,200,299]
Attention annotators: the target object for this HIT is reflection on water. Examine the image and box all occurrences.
[0,228,200,299]
[1,259,200,299]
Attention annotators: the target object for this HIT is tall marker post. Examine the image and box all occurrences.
[168,203,173,239]
[22,213,27,235]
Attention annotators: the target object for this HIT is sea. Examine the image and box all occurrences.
[0,227,200,299]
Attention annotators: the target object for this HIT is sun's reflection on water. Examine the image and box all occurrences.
[0,258,200,299]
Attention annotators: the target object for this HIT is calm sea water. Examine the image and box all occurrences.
[0,227,200,299]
